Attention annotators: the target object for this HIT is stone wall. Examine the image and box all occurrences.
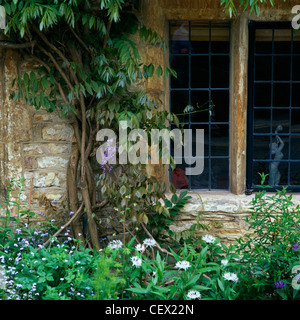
[0,49,73,215]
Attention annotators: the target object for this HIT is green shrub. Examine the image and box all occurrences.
[236,173,300,300]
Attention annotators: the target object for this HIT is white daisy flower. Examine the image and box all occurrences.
[131,256,142,268]
[201,235,216,244]
[223,272,239,282]
[143,238,157,247]
[175,260,191,271]
[187,290,201,300]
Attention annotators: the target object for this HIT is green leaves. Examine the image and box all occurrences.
[139,26,166,50]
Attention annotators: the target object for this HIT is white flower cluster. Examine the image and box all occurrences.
[107,240,123,250]
[187,290,201,300]
[143,238,156,247]
[135,244,146,252]
[223,272,239,282]
[201,235,216,244]
[134,239,156,252]
[131,256,142,268]
[175,260,191,271]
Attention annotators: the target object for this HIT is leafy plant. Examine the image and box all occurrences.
[236,173,300,300]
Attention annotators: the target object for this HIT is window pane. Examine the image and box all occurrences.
[293,30,300,54]
[255,83,271,107]
[273,56,291,81]
[253,162,270,186]
[211,22,230,53]
[170,21,189,55]
[273,83,290,107]
[272,109,290,134]
[254,109,271,133]
[292,84,300,106]
[256,29,272,54]
[255,56,272,81]
[171,162,190,190]
[211,90,229,122]
[190,21,209,54]
[211,125,229,156]
[190,124,209,156]
[191,56,209,88]
[211,158,229,189]
[293,56,300,81]
[191,158,209,189]
[274,29,291,54]
[171,56,189,88]
[270,134,289,160]
[171,90,189,122]
[253,161,288,187]
[291,136,300,159]
[211,56,230,88]
[291,109,300,133]
[269,161,288,186]
[191,90,210,122]
[290,163,300,185]
[253,136,271,160]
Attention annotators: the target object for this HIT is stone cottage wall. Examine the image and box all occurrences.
[0,48,73,215]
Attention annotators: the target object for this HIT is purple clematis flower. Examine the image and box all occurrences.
[293,243,300,250]
[275,281,287,289]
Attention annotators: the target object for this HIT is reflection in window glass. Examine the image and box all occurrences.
[248,23,300,190]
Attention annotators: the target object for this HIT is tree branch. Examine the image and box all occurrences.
[0,40,36,49]
[36,43,74,92]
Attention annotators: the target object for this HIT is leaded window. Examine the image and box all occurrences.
[169,21,231,190]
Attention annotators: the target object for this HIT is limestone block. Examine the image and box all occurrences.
[37,156,69,169]
[33,113,64,123]
[23,143,70,156]
[32,189,64,201]
[24,171,67,188]
[7,106,32,142]
[42,125,73,142]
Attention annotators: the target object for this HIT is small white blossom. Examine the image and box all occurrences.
[187,290,201,300]
[201,235,216,244]
[223,272,239,282]
[221,259,229,266]
[135,244,146,252]
[131,256,142,268]
[143,238,156,247]
[107,240,123,250]
[175,260,191,271]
